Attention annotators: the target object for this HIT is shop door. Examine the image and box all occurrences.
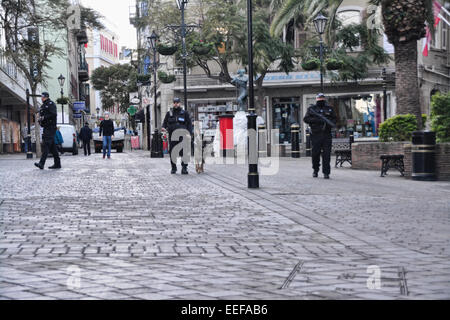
[272,98,301,144]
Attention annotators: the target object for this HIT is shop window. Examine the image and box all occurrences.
[272,98,301,144]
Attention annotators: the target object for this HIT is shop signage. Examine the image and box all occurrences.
[73,101,86,112]
[263,71,334,83]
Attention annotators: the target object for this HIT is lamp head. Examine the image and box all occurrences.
[313,13,328,35]
[57,74,66,87]
[176,0,188,10]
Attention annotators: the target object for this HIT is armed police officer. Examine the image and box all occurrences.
[303,93,336,179]
[34,92,61,170]
[162,97,193,174]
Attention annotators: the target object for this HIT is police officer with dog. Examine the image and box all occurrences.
[303,93,336,179]
[162,97,193,175]
[34,92,61,170]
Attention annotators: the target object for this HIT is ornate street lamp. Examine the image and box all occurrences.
[148,31,163,158]
[247,0,259,189]
[313,13,328,93]
[176,0,189,112]
[58,74,66,124]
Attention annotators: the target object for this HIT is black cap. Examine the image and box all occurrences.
[41,92,50,98]
[173,97,181,103]
[316,93,326,99]
[85,122,89,125]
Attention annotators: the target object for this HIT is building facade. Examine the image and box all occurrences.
[85,27,122,126]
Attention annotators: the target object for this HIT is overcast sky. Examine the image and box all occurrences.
[80,0,137,49]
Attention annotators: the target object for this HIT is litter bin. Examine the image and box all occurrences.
[412,131,436,181]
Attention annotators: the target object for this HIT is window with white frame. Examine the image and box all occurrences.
[336,9,363,51]
[442,25,447,50]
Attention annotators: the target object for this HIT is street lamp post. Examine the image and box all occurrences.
[148,31,163,158]
[382,68,388,121]
[247,0,259,189]
[176,0,189,112]
[58,74,66,124]
[25,90,41,159]
[313,13,328,93]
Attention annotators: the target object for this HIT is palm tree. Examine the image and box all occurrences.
[373,0,433,129]
[271,0,435,129]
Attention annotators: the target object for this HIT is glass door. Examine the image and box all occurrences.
[272,98,301,144]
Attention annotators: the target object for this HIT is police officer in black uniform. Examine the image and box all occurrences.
[34,92,61,170]
[162,97,193,174]
[303,93,336,179]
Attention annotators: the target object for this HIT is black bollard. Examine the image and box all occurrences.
[305,128,312,157]
[247,113,259,189]
[291,124,300,158]
[258,124,267,158]
[412,131,437,181]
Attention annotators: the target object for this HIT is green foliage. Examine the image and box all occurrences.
[156,43,178,56]
[431,92,450,143]
[56,97,70,105]
[325,58,343,70]
[379,114,418,142]
[158,71,176,84]
[91,64,138,113]
[191,40,215,56]
[301,58,320,71]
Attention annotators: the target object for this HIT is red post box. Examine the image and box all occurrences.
[219,114,234,158]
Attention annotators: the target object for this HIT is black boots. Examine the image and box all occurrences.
[313,172,318,178]
[49,162,61,169]
[324,174,330,179]
[181,166,188,175]
[34,163,44,170]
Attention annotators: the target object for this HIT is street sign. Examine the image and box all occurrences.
[127,105,137,116]
[73,113,82,119]
[73,101,86,112]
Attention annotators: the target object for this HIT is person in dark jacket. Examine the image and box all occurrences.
[35,92,61,170]
[99,112,115,159]
[303,93,337,179]
[79,122,93,156]
[54,127,64,155]
[162,97,193,174]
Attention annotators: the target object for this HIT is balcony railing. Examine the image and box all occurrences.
[78,61,89,82]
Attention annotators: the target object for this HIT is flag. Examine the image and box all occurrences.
[422,1,444,56]
[434,0,443,27]
[422,26,432,56]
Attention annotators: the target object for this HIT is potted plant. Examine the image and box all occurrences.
[137,74,151,86]
[56,97,70,105]
[157,43,178,56]
[158,71,176,84]
[301,58,320,71]
[326,58,344,70]
[191,40,214,55]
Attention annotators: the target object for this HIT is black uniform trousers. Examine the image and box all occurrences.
[168,133,189,170]
[83,140,91,156]
[39,128,60,166]
[311,132,332,175]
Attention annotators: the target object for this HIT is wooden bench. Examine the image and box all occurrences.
[334,136,354,168]
[380,154,405,177]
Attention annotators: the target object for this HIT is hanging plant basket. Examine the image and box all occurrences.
[157,43,178,56]
[56,97,70,105]
[158,71,176,84]
[301,58,320,71]
[191,41,214,55]
[137,74,151,86]
[326,58,344,71]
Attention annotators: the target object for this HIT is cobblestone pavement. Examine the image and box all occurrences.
[0,152,449,300]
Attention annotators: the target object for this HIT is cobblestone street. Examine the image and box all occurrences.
[0,151,449,300]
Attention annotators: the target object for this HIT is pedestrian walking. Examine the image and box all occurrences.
[54,127,64,155]
[34,92,61,170]
[99,112,114,159]
[162,97,193,174]
[79,122,93,156]
[303,93,337,179]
